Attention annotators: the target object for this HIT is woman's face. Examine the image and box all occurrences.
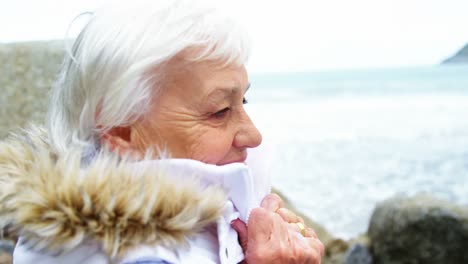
[130,59,262,165]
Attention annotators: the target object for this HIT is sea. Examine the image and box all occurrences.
[246,64,468,239]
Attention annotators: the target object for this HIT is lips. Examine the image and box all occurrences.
[218,152,248,165]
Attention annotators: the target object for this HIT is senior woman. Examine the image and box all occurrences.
[0,0,324,263]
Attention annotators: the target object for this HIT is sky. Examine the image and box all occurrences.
[1,0,467,73]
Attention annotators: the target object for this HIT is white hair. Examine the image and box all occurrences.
[47,0,251,154]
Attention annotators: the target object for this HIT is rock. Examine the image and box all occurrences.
[0,252,12,264]
[0,240,14,255]
[343,243,373,264]
[0,40,65,138]
[368,194,468,264]
[324,238,350,264]
[0,240,14,264]
[442,43,468,64]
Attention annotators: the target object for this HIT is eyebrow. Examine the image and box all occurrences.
[206,82,251,100]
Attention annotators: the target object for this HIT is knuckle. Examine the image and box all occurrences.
[295,245,311,263]
[293,248,305,260]
[285,208,296,217]
[276,207,287,215]
[307,228,318,238]
[249,208,277,223]
[269,193,283,203]
[250,208,266,218]
[272,212,285,222]
[307,248,320,263]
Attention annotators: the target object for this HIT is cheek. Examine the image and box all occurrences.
[187,129,234,164]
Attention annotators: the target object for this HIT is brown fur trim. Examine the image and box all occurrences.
[0,126,226,257]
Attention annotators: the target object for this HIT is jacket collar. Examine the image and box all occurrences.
[138,159,270,223]
[0,127,227,258]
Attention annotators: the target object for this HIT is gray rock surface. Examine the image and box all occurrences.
[0,240,13,255]
[0,253,12,264]
[0,240,13,264]
[343,243,373,264]
[0,40,65,138]
[442,43,468,64]
[368,194,468,264]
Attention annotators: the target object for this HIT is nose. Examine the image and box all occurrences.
[233,110,263,149]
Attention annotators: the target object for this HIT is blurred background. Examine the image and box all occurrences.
[1,0,468,240]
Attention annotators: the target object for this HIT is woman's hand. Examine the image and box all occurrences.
[231,194,324,264]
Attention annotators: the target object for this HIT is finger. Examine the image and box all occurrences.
[276,207,301,223]
[287,223,318,239]
[304,246,322,264]
[260,193,284,212]
[308,227,318,239]
[305,227,318,239]
[305,237,326,257]
[289,232,323,264]
[231,218,248,252]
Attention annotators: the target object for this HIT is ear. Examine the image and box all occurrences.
[101,126,138,157]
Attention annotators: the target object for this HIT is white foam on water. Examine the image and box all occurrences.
[245,94,468,238]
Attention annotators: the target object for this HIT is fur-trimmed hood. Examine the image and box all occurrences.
[0,126,227,258]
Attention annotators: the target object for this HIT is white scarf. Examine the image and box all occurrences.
[120,158,271,264]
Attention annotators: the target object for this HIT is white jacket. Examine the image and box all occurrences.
[0,128,270,264]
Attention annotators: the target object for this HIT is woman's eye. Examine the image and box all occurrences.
[212,107,230,119]
[243,97,248,104]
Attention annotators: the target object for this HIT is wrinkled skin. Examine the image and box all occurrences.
[232,194,325,264]
[103,57,261,165]
[102,57,324,263]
